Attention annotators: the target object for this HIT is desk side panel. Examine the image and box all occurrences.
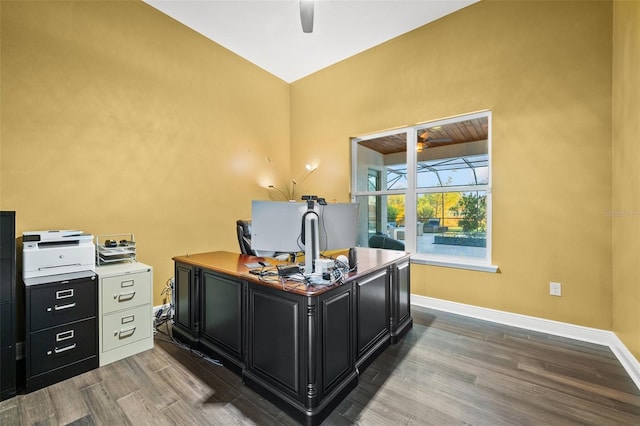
[355,269,390,366]
[248,285,301,398]
[391,259,412,343]
[173,263,198,345]
[201,271,243,361]
[396,260,410,321]
[321,287,353,394]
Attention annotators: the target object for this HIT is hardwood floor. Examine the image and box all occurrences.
[2,306,640,425]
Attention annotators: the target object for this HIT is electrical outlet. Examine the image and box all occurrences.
[550,282,562,297]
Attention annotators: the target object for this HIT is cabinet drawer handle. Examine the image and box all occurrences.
[47,302,76,312]
[56,289,74,299]
[116,291,136,302]
[116,326,136,339]
[47,343,76,355]
[56,330,74,342]
[121,315,135,324]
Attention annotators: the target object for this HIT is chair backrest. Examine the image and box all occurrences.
[236,219,254,255]
[368,234,405,251]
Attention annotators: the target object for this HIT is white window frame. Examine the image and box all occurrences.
[351,110,498,273]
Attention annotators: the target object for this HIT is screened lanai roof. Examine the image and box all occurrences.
[386,153,489,190]
[356,115,489,192]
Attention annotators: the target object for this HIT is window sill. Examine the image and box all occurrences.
[411,256,499,273]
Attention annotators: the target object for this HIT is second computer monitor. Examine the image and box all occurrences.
[251,201,308,253]
[250,200,358,255]
[317,203,358,252]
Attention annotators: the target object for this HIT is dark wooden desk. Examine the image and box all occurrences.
[171,248,412,425]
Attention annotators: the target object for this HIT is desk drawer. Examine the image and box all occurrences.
[29,318,97,376]
[102,304,151,352]
[29,277,96,331]
[102,272,151,314]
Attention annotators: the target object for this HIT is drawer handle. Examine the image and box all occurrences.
[121,279,134,288]
[47,343,76,355]
[116,291,136,302]
[47,302,76,312]
[56,289,74,299]
[116,326,136,339]
[56,330,74,342]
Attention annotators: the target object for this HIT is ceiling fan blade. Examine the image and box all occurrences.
[300,0,314,33]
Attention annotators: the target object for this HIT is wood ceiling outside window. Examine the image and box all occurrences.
[358,118,488,155]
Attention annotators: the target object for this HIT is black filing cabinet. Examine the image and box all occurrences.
[24,271,98,392]
[0,211,16,400]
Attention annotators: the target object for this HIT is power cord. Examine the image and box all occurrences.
[153,278,174,333]
[153,277,223,367]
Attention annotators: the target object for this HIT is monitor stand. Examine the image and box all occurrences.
[303,210,319,275]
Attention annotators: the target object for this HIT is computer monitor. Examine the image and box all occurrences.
[317,203,359,251]
[250,201,308,254]
[251,200,359,273]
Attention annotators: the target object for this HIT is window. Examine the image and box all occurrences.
[351,111,494,271]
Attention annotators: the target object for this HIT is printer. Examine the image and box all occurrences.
[22,230,95,279]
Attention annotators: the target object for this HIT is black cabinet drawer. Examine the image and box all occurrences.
[0,302,12,348]
[0,212,14,258]
[0,258,13,303]
[0,346,16,398]
[29,318,97,376]
[29,276,96,331]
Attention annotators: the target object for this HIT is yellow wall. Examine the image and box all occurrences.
[291,1,613,329]
[612,1,640,358]
[2,0,633,357]
[0,0,290,304]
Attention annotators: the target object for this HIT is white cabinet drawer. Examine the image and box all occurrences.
[101,271,151,314]
[102,304,151,352]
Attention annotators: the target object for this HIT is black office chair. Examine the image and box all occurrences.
[368,233,405,251]
[236,219,255,255]
[236,219,294,260]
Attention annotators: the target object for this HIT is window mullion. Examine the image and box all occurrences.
[416,184,489,195]
[405,130,417,252]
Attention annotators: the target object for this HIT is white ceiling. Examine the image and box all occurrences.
[143,0,478,83]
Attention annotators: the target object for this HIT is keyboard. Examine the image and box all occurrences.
[277,263,302,276]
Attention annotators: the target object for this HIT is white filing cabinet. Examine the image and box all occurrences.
[96,262,153,366]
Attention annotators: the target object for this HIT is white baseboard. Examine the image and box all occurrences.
[609,333,640,391]
[411,294,640,390]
